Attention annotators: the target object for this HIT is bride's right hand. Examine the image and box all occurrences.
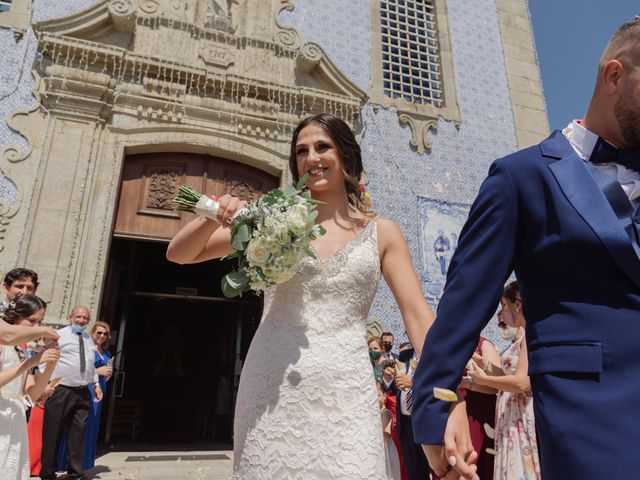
[216,194,247,226]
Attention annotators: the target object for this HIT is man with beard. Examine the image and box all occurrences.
[412,17,640,480]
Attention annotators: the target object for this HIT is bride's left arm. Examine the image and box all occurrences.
[377,218,435,356]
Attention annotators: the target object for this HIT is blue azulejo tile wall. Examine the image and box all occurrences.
[282,0,518,347]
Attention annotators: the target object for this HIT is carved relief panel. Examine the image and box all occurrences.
[139,164,183,217]
[114,152,279,241]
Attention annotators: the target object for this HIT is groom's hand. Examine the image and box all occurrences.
[423,400,479,480]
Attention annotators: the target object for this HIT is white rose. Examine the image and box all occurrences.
[264,268,295,284]
[245,239,270,266]
[287,204,310,236]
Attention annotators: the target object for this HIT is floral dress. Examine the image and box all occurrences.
[493,335,541,480]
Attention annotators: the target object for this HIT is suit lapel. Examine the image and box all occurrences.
[544,133,640,289]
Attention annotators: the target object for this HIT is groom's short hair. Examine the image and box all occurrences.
[600,17,640,66]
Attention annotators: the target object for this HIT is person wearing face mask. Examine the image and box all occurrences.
[40,306,103,480]
[368,336,386,381]
[466,282,541,480]
[381,332,398,361]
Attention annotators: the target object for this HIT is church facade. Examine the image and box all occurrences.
[0,0,547,442]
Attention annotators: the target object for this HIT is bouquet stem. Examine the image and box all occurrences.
[172,185,220,221]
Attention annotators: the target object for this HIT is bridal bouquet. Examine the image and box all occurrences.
[172,174,325,297]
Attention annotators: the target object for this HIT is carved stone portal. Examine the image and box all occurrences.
[0,0,367,323]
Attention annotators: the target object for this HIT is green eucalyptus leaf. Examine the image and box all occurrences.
[236,224,251,242]
[221,276,242,298]
[296,172,310,190]
[282,186,298,198]
[225,270,249,289]
[231,234,246,251]
[307,210,318,223]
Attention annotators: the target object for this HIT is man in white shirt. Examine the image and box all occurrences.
[40,305,102,480]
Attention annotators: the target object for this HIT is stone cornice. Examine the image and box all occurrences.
[35,31,365,129]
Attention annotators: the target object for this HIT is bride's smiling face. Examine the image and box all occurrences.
[295,123,345,194]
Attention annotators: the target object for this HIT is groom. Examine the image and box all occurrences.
[412,18,640,480]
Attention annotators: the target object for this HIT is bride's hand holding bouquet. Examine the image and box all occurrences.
[171,174,325,297]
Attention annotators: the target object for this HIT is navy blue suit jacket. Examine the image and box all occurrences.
[412,131,640,478]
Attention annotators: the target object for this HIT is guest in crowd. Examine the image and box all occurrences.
[58,320,113,471]
[40,306,102,480]
[384,342,431,480]
[27,383,55,477]
[459,336,500,479]
[368,336,385,381]
[377,381,401,480]
[85,320,112,468]
[467,282,541,480]
[1,268,38,311]
[0,269,58,346]
[0,294,59,479]
[381,332,398,361]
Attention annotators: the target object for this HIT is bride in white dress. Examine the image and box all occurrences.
[167,113,435,479]
[0,295,60,480]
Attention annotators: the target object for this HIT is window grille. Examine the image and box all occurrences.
[380,0,443,107]
[0,0,12,13]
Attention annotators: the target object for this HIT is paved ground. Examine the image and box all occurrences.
[62,444,234,480]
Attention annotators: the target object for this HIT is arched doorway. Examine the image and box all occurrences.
[99,152,279,446]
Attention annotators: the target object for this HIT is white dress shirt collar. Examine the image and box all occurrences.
[563,120,640,203]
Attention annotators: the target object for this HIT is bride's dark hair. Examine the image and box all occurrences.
[288,113,372,214]
[0,294,47,324]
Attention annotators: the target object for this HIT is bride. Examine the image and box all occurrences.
[167,113,437,479]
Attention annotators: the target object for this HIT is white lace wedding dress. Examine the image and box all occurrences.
[233,220,386,479]
[0,346,30,480]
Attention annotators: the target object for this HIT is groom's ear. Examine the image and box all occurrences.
[602,59,624,94]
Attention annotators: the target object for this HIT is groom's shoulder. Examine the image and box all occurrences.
[493,131,564,176]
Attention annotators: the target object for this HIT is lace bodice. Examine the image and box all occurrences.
[233,220,386,479]
[0,346,25,401]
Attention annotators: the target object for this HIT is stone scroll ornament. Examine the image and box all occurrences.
[172,174,325,298]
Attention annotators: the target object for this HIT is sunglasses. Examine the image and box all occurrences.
[95,331,108,337]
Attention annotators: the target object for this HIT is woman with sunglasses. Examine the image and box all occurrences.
[84,321,112,469]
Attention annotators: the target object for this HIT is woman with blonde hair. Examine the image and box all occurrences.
[84,321,112,468]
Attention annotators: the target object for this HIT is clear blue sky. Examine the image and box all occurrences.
[528,1,638,130]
